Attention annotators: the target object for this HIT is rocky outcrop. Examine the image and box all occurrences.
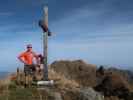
[107,67,133,84]
[95,66,132,100]
[38,87,104,100]
[50,60,133,100]
[51,60,97,87]
[79,88,104,100]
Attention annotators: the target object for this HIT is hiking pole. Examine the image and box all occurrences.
[38,5,53,86]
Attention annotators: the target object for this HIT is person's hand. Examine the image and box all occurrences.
[22,61,27,65]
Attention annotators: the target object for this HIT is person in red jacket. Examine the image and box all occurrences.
[18,44,38,86]
[18,44,38,65]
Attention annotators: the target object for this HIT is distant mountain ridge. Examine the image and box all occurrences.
[0,72,9,79]
[107,67,133,84]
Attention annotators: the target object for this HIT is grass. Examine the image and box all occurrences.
[0,68,80,100]
[0,86,53,100]
[49,68,80,89]
[0,77,52,100]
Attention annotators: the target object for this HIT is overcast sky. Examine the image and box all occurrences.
[0,0,133,71]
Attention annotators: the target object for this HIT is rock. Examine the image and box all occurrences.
[61,87,104,100]
[79,88,104,100]
[51,60,97,87]
[104,96,120,100]
[62,89,80,100]
[95,67,131,100]
[37,87,63,100]
[54,92,62,100]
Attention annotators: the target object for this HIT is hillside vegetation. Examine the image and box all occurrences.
[0,60,133,100]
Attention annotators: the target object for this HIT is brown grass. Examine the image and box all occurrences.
[0,77,10,96]
[49,68,80,90]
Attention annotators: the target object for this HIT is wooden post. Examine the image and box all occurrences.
[17,67,20,85]
[43,6,48,80]
[39,5,49,81]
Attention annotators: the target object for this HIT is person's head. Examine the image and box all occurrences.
[38,54,42,57]
[38,54,44,59]
[26,44,32,52]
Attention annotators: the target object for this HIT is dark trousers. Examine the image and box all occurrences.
[24,64,36,76]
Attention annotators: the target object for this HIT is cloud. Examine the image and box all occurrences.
[50,7,133,40]
[0,12,14,16]
[48,2,133,68]
[0,23,40,41]
[48,37,133,67]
